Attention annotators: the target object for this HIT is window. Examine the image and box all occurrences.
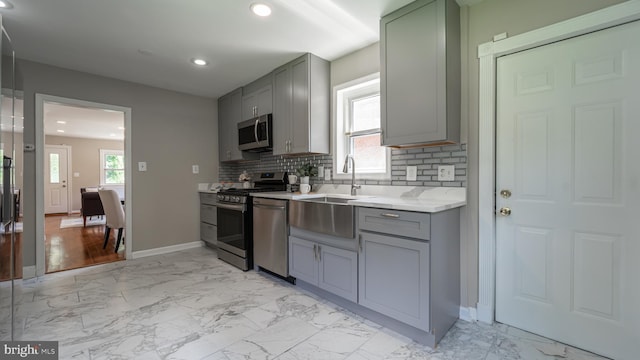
[100,149,124,185]
[334,73,390,179]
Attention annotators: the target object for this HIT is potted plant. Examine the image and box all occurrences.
[296,163,318,184]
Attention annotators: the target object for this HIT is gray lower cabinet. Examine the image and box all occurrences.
[358,231,430,331]
[380,0,460,147]
[357,207,460,346]
[199,193,217,246]
[218,88,258,162]
[289,236,358,302]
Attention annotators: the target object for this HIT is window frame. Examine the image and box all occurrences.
[99,149,125,186]
[333,73,390,180]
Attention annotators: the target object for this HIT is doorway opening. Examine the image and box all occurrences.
[37,95,132,275]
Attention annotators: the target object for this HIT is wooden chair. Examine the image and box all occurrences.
[98,189,125,253]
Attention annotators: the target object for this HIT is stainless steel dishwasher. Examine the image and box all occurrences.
[253,197,291,280]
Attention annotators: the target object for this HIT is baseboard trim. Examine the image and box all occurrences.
[476,303,494,324]
[131,241,204,259]
[459,306,477,322]
[22,265,36,280]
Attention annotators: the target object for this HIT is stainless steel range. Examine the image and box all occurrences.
[216,172,287,271]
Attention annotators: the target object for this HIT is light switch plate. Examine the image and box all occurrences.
[437,165,455,181]
[324,168,331,180]
[138,161,147,172]
[318,166,324,179]
[192,165,199,174]
[406,166,417,181]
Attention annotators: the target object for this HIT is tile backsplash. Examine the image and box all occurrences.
[219,143,466,187]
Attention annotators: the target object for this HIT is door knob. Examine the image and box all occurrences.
[499,207,511,216]
[500,189,511,198]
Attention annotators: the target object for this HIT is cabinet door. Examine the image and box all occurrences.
[242,92,258,121]
[257,86,273,116]
[218,88,245,162]
[381,0,446,146]
[200,222,217,245]
[243,85,273,120]
[318,245,358,302]
[290,56,310,153]
[289,236,318,285]
[358,231,430,331]
[273,65,291,155]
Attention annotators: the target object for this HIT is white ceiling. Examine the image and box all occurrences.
[43,101,125,141]
[1,0,419,99]
[1,97,124,141]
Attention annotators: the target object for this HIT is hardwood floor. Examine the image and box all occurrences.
[45,214,124,274]
[0,229,22,281]
[0,215,124,281]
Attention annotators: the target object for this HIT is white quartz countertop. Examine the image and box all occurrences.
[251,185,466,213]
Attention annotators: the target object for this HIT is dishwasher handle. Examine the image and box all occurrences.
[254,204,287,210]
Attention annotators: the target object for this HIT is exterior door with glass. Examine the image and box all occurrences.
[44,145,70,214]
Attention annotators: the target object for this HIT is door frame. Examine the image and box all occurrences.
[477,1,640,324]
[35,94,133,277]
[43,144,72,214]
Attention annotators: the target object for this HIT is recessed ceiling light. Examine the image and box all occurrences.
[56,120,66,124]
[56,129,65,133]
[250,3,272,17]
[0,1,14,9]
[191,58,208,66]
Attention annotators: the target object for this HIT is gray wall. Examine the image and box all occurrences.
[44,135,124,211]
[459,0,626,308]
[20,59,217,267]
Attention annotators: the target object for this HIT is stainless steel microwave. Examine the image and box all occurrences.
[238,114,272,152]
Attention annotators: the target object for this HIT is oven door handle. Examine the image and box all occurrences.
[216,202,245,212]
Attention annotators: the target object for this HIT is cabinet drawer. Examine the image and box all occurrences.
[200,204,217,225]
[200,222,217,244]
[200,193,217,206]
[358,208,430,240]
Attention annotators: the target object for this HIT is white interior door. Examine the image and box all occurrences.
[496,20,640,360]
[44,145,69,214]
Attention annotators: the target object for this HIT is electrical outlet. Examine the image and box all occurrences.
[192,165,199,174]
[138,161,147,172]
[406,166,417,181]
[437,165,455,181]
[324,168,331,180]
[318,166,324,179]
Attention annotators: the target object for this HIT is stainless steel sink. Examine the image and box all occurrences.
[303,196,353,204]
[290,197,355,238]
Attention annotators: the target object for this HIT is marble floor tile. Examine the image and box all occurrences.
[5,246,612,360]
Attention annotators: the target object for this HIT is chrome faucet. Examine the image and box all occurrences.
[342,154,361,196]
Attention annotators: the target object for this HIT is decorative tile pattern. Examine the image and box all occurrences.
[11,247,608,359]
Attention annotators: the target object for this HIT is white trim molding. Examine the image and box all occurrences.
[36,94,133,276]
[132,241,204,259]
[22,265,36,280]
[459,306,478,322]
[476,0,640,324]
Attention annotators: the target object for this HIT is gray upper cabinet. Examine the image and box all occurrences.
[273,53,330,155]
[242,73,273,120]
[380,0,460,147]
[218,88,258,162]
